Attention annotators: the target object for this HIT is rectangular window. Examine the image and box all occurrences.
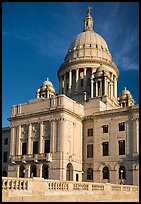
[87,128,93,137]
[33,141,38,154]
[22,142,27,155]
[76,174,79,181]
[103,125,108,133]
[81,79,83,86]
[119,140,125,155]
[119,122,125,131]
[3,152,8,163]
[87,144,93,158]
[87,78,90,86]
[102,142,109,156]
[45,140,50,153]
[4,138,8,145]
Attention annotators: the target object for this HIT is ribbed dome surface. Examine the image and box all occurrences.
[69,31,108,50]
[64,30,112,62]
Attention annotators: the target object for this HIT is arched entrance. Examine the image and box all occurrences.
[42,164,49,179]
[66,163,73,181]
[30,164,37,177]
[19,165,25,178]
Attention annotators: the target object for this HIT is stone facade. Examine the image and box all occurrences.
[2,7,139,185]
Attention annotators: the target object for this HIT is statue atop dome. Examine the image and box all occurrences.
[87,6,92,15]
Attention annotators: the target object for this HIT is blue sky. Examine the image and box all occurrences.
[2,2,139,127]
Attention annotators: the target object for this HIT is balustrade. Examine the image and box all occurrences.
[2,178,28,191]
[2,177,139,194]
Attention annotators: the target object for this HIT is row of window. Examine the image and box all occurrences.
[87,122,125,136]
[22,140,50,155]
[87,166,126,180]
[3,140,50,163]
[87,140,125,158]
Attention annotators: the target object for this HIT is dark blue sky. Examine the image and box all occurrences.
[2,2,139,127]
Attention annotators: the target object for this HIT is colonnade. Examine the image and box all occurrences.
[10,120,66,157]
[10,121,54,157]
[59,67,117,99]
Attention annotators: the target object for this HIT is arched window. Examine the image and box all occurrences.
[66,163,73,181]
[103,166,109,179]
[119,166,126,179]
[87,168,93,180]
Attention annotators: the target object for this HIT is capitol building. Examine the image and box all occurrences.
[2,7,139,185]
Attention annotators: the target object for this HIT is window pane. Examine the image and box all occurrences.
[103,125,108,133]
[119,122,125,131]
[88,128,93,136]
[103,167,109,179]
[33,141,38,154]
[87,168,93,180]
[119,140,125,155]
[103,142,109,156]
[22,143,27,155]
[3,152,8,163]
[45,140,50,153]
[4,138,8,145]
[87,144,93,158]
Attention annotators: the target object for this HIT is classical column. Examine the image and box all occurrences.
[104,76,107,96]
[26,164,31,178]
[50,121,54,152]
[28,123,32,155]
[114,76,117,99]
[64,73,66,95]
[133,118,139,154]
[90,77,94,98]
[108,81,110,98]
[38,164,43,178]
[10,127,15,156]
[99,80,103,96]
[68,70,72,93]
[17,125,21,155]
[83,68,87,91]
[75,69,79,93]
[95,81,98,96]
[58,119,65,151]
[111,82,113,98]
[59,77,62,94]
[39,122,44,154]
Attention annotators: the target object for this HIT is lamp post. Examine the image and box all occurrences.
[120,169,123,184]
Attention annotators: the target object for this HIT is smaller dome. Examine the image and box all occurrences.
[40,78,56,94]
[119,87,132,100]
[36,78,56,99]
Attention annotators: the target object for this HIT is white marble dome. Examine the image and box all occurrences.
[64,30,112,62]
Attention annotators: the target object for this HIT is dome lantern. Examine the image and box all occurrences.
[84,6,94,31]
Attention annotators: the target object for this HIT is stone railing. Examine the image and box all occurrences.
[2,177,29,191]
[2,177,139,193]
[2,177,139,202]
